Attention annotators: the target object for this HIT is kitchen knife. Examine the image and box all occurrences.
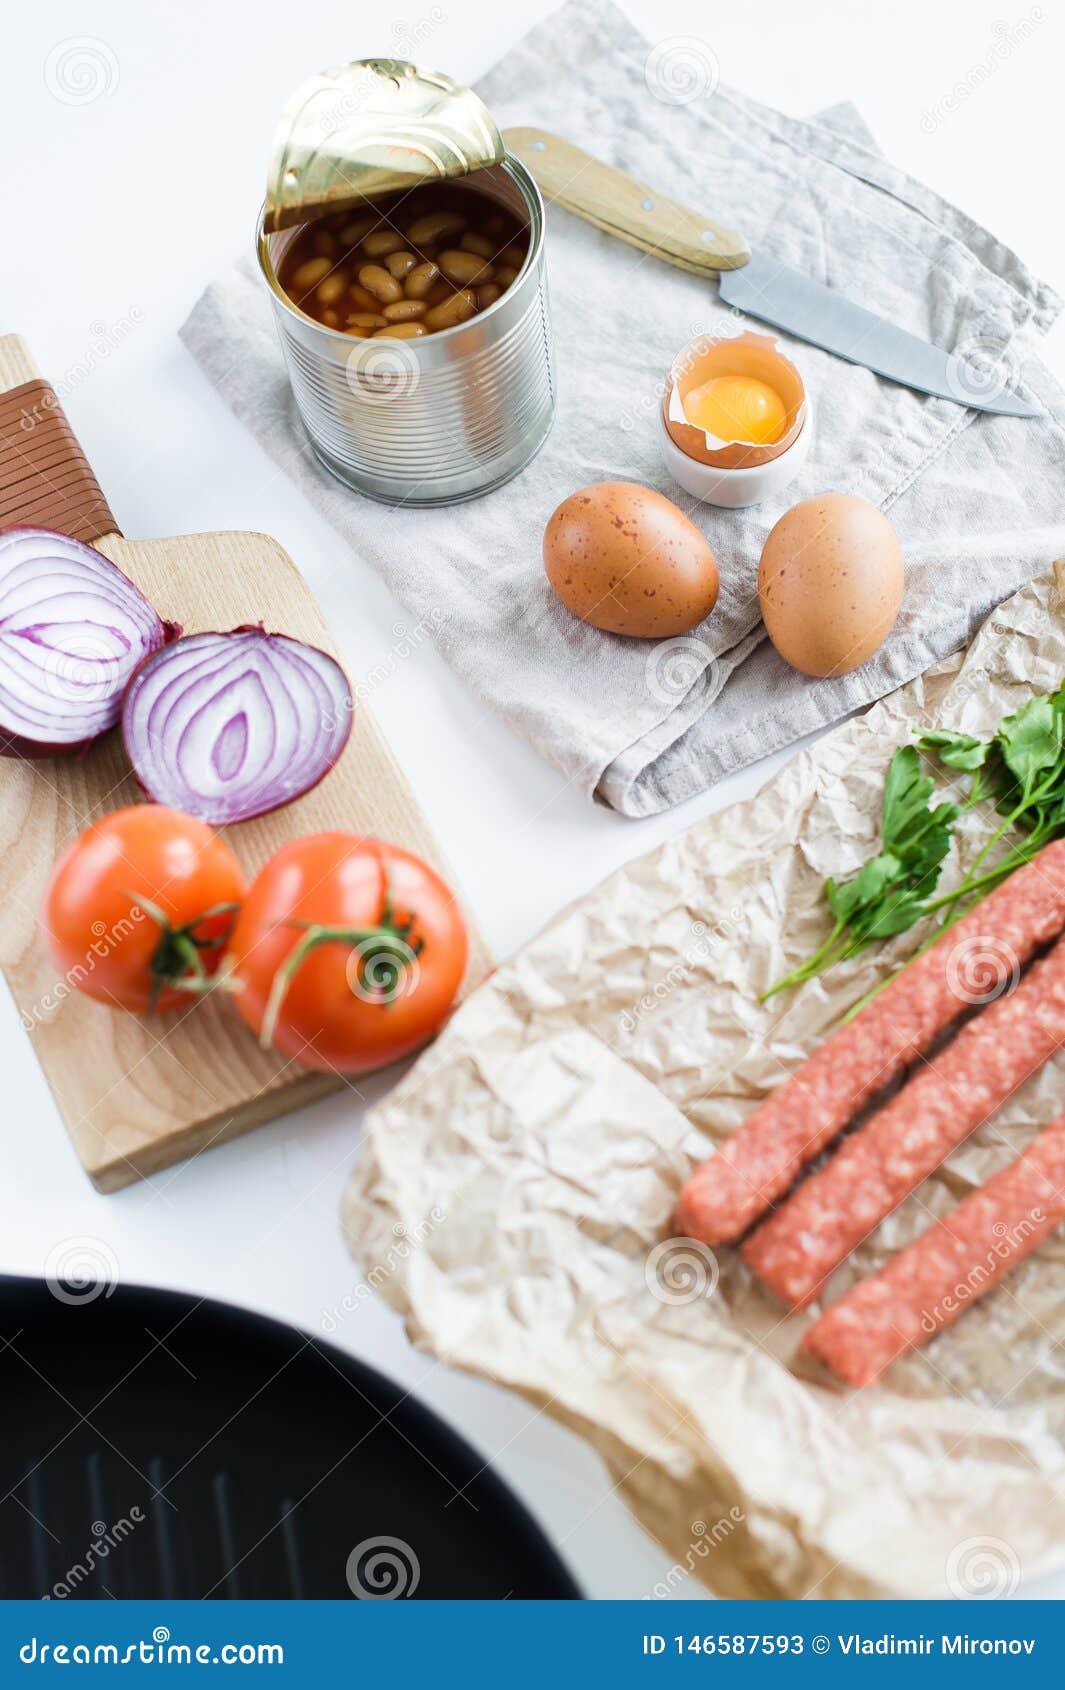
[503,127,1039,418]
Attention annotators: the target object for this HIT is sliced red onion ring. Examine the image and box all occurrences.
[122,627,354,824]
[0,526,171,758]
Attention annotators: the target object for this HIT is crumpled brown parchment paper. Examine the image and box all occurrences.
[342,567,1065,1599]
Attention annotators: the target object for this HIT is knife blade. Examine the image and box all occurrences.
[718,253,1037,416]
[503,127,1039,418]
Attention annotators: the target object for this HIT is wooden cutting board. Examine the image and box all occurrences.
[0,334,489,1192]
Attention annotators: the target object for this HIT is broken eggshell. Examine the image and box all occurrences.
[661,330,811,508]
[665,330,806,467]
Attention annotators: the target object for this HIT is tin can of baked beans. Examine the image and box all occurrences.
[255,62,555,506]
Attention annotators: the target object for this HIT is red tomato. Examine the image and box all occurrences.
[226,833,468,1073]
[41,806,246,1014]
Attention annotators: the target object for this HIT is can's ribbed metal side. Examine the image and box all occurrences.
[258,157,555,506]
[276,278,553,495]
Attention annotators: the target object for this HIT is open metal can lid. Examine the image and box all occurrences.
[265,58,505,232]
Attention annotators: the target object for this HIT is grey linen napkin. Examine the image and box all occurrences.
[181,0,1065,817]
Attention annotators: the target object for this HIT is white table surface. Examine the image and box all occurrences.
[3,0,1064,1601]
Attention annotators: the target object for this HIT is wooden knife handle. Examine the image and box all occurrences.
[0,333,118,541]
[503,127,750,276]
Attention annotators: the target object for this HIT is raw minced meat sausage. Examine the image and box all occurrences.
[675,841,1065,1247]
[743,932,1065,1307]
[803,1113,1065,1386]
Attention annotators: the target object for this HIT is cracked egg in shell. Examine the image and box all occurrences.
[663,330,807,469]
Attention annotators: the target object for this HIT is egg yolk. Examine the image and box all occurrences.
[682,375,787,445]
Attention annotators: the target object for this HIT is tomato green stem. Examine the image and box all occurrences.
[124,893,241,1012]
[258,921,421,1053]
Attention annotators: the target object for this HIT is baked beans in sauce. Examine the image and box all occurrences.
[279,185,529,339]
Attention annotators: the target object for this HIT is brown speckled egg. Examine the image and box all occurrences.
[543,482,719,637]
[758,492,904,678]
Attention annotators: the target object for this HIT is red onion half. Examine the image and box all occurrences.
[122,627,354,825]
[0,526,170,758]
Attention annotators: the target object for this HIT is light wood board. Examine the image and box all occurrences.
[0,334,490,1191]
